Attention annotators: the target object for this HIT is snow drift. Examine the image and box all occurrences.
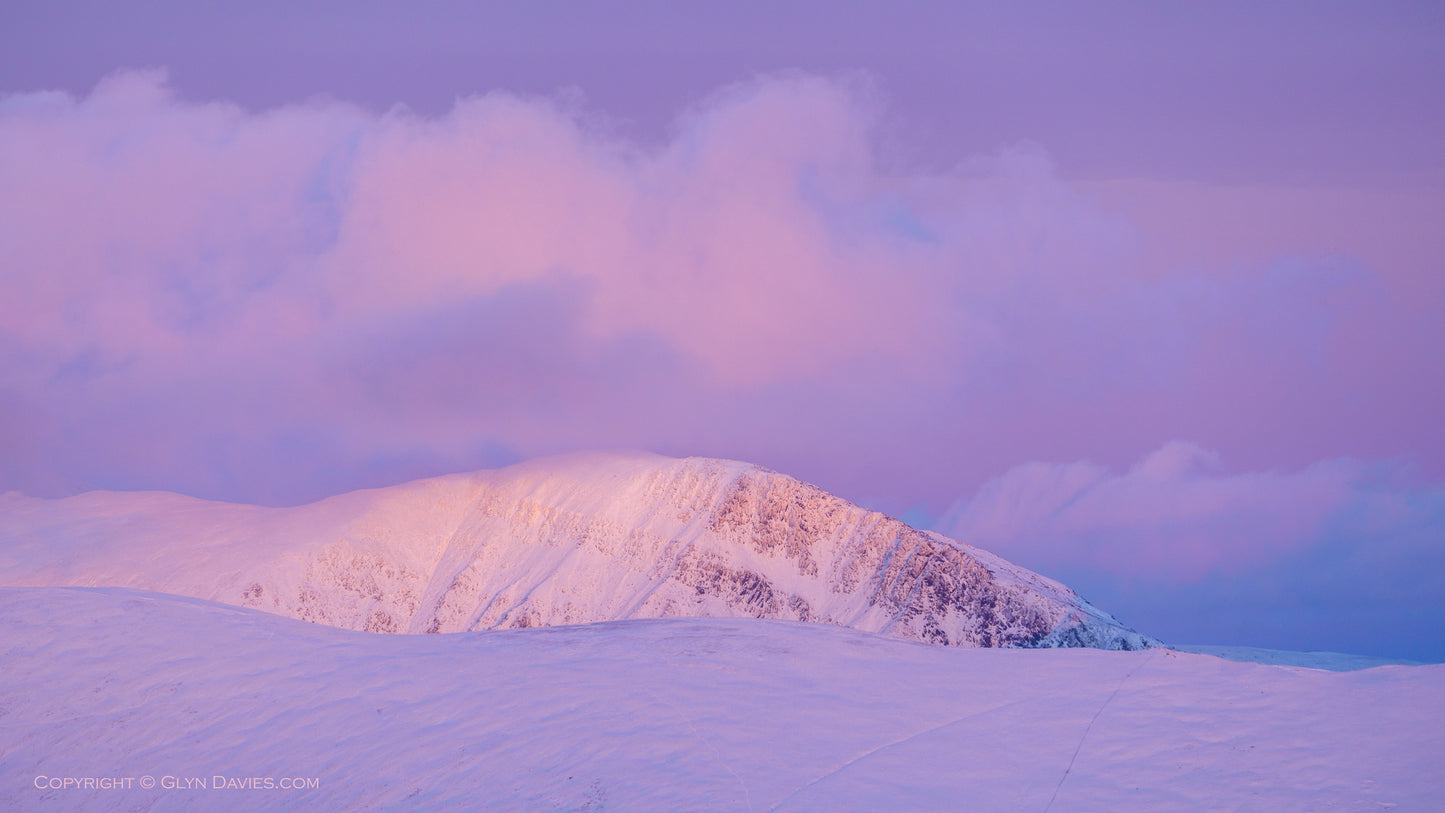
[0,451,1151,649]
[3,587,1440,812]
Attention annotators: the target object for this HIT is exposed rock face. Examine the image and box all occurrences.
[0,452,1155,649]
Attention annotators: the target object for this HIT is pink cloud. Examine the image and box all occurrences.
[0,70,1440,511]
[316,73,941,386]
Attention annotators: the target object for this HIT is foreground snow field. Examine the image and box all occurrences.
[3,587,1441,811]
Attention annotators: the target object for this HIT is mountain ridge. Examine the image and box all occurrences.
[0,451,1155,649]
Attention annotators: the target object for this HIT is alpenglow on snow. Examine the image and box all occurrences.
[0,452,1154,650]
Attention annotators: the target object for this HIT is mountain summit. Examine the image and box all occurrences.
[0,452,1154,649]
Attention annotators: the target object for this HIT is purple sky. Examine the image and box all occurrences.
[2,2,1442,659]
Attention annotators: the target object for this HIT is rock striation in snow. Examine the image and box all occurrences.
[0,451,1154,649]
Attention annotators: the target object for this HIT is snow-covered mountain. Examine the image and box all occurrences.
[0,451,1153,649]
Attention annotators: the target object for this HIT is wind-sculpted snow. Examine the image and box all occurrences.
[3,588,1441,812]
[0,452,1153,649]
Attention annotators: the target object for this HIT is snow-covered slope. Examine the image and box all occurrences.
[4,587,1441,812]
[1168,644,1425,671]
[0,451,1151,649]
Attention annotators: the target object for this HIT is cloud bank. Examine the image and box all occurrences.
[3,70,1438,503]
